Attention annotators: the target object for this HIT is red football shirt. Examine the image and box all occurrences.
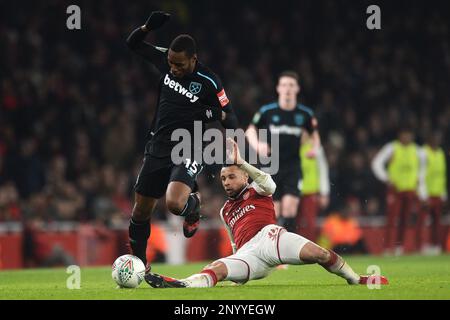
[220,183,277,250]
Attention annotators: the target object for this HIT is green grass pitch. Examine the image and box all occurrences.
[1,255,449,300]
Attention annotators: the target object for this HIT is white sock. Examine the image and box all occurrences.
[322,251,360,284]
[182,273,214,288]
[337,262,360,284]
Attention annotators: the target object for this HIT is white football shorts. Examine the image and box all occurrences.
[217,224,310,284]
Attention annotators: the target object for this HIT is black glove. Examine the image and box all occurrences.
[196,105,223,123]
[221,110,239,129]
[144,11,170,30]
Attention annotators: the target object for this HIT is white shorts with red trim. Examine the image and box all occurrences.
[217,224,310,284]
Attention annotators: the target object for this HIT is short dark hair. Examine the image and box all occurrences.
[170,34,197,57]
[398,125,413,134]
[278,70,299,82]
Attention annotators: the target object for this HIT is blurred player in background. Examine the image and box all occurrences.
[126,11,239,270]
[297,131,330,241]
[246,71,321,233]
[371,127,425,255]
[417,132,447,254]
[144,139,388,288]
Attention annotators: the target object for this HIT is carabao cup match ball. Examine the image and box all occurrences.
[112,254,145,288]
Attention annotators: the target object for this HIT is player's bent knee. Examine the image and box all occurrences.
[217,258,249,283]
[277,231,309,265]
[165,197,185,215]
[282,207,299,218]
[281,195,299,217]
[166,182,191,214]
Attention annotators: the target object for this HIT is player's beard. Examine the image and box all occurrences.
[229,183,248,199]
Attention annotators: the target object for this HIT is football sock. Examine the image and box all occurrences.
[179,194,199,219]
[182,270,217,288]
[128,218,150,265]
[279,217,297,233]
[320,250,360,284]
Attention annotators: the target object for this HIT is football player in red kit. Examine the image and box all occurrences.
[144,139,388,288]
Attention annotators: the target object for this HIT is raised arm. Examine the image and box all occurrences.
[226,138,276,196]
[126,11,170,72]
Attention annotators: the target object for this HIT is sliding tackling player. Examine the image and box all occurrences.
[145,139,388,288]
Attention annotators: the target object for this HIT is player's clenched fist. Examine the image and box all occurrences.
[226,138,244,165]
[143,11,170,31]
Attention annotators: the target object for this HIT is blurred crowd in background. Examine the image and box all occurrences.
[1,1,449,233]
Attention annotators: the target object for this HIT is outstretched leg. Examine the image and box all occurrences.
[299,242,361,284]
[299,241,388,285]
[277,230,388,285]
[145,260,227,288]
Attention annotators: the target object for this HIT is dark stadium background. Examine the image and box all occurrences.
[0,0,449,268]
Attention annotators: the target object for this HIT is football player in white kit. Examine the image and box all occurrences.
[145,139,388,288]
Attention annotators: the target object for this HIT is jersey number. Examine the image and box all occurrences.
[185,158,199,175]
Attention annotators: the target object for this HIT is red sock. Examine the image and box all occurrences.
[320,250,338,268]
[201,269,218,286]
